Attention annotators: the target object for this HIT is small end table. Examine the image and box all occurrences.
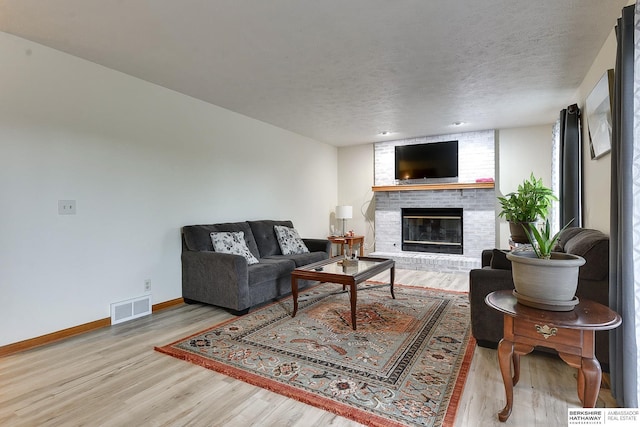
[485,290,621,422]
[328,235,365,257]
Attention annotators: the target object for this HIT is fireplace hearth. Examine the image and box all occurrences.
[401,208,463,254]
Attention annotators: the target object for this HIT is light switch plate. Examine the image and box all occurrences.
[58,200,76,215]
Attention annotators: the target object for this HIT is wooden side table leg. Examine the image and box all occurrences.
[291,276,299,317]
[511,342,533,386]
[512,353,521,386]
[389,265,395,299]
[580,357,602,408]
[577,365,585,405]
[498,338,515,422]
[359,239,364,257]
[350,283,357,330]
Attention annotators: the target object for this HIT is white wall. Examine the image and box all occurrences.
[576,27,618,234]
[0,32,337,346]
[494,25,619,242]
[337,144,375,253]
[495,125,554,247]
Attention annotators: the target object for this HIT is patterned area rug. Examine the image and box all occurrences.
[155,283,474,427]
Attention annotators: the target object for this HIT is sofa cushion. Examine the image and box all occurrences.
[274,225,309,255]
[210,231,260,265]
[248,220,294,257]
[562,229,609,280]
[490,249,512,270]
[183,222,260,258]
[266,251,328,267]
[247,258,296,286]
[183,225,217,252]
[555,227,586,252]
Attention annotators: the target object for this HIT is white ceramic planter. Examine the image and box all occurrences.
[506,251,586,311]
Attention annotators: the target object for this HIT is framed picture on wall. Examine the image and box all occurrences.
[586,69,614,160]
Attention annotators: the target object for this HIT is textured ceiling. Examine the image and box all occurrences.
[0,0,628,146]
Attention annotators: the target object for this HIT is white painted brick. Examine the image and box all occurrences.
[373,130,496,272]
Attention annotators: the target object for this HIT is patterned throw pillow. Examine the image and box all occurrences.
[274,225,309,255]
[210,231,260,265]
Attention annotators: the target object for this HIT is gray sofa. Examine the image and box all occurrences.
[181,220,331,314]
[469,227,610,369]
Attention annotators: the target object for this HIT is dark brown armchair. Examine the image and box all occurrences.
[469,227,611,369]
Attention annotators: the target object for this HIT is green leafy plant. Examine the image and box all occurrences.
[524,218,574,259]
[497,173,557,223]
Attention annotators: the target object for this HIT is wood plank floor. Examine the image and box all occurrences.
[0,269,616,426]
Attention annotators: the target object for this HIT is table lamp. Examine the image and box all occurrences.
[335,205,353,236]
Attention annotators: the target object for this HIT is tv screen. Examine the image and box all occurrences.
[395,141,458,180]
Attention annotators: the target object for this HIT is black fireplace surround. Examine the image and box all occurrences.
[401,208,463,254]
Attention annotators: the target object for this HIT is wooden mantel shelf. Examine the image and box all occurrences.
[372,182,494,192]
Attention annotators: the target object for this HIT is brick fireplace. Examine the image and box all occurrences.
[370,130,496,273]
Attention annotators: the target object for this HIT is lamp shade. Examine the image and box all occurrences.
[335,205,353,219]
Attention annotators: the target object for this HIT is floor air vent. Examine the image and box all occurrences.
[110,295,152,325]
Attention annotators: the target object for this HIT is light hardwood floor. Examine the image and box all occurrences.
[0,269,615,426]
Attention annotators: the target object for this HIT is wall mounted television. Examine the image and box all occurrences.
[395,140,459,180]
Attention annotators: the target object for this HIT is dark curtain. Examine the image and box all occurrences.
[559,104,582,227]
[609,4,638,408]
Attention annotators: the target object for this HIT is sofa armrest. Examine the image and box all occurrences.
[181,251,251,311]
[469,268,515,307]
[469,267,515,346]
[481,249,494,267]
[562,229,609,281]
[303,238,331,254]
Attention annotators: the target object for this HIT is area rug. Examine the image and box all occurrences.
[155,282,475,427]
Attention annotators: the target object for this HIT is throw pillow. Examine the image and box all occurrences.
[274,225,309,255]
[210,231,259,265]
[490,249,512,270]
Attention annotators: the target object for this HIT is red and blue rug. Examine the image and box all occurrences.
[155,282,474,427]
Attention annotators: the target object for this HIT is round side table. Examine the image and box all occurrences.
[485,290,621,422]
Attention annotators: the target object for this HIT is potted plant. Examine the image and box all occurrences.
[497,173,557,243]
[506,219,585,311]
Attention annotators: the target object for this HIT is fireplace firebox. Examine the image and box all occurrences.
[401,208,463,254]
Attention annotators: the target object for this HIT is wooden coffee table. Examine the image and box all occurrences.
[290,256,395,330]
[485,290,622,422]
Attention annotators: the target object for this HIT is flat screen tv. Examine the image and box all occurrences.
[395,141,458,180]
